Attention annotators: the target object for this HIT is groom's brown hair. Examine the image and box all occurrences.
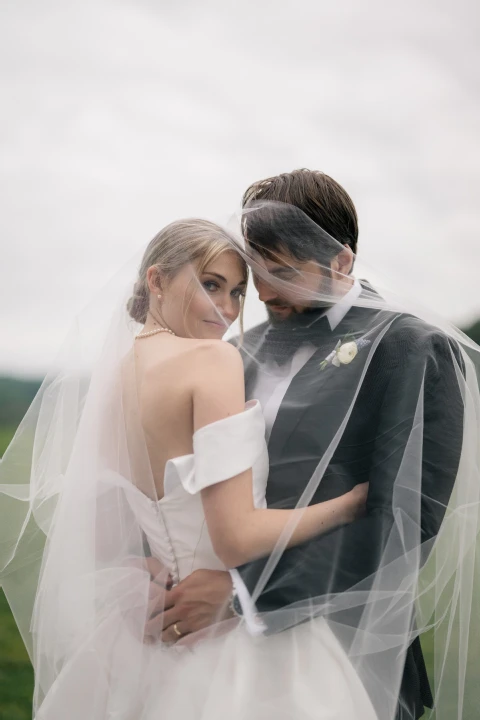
[242,169,358,255]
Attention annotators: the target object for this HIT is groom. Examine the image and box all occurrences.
[147,169,464,720]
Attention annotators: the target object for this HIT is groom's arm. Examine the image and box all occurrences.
[235,330,465,615]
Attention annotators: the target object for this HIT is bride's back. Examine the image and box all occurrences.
[133,335,217,499]
[121,217,248,498]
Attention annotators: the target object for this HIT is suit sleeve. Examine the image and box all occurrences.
[236,332,465,614]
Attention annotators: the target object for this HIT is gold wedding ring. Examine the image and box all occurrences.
[172,622,183,638]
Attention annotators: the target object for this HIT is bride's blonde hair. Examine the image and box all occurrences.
[127,219,248,328]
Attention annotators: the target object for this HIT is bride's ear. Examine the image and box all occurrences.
[146,265,164,295]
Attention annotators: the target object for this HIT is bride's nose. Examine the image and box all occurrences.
[216,296,237,323]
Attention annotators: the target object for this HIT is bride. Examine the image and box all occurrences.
[0,217,377,719]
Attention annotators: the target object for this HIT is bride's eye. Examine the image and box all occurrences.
[231,288,246,299]
[203,280,220,293]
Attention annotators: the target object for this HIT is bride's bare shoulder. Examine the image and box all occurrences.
[144,338,243,383]
[186,339,243,378]
[187,341,245,412]
[140,339,245,414]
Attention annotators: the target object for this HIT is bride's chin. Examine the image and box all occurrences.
[202,321,227,339]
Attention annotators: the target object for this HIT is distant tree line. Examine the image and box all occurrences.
[464,320,480,346]
[0,377,42,427]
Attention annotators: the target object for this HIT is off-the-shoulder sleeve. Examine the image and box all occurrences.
[180,400,265,494]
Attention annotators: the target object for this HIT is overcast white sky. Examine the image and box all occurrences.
[1,0,479,375]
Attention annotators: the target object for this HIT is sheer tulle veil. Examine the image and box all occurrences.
[0,203,479,719]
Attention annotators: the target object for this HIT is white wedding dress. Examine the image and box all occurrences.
[127,399,378,720]
[37,400,378,720]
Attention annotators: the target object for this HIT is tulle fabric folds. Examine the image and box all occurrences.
[0,203,479,719]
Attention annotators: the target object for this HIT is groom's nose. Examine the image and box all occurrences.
[253,275,279,304]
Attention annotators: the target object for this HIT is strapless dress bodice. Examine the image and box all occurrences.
[126,400,268,583]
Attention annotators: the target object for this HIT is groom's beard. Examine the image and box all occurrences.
[266,301,333,328]
[265,268,335,327]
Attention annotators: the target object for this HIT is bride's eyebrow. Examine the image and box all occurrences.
[202,272,227,283]
[203,272,247,286]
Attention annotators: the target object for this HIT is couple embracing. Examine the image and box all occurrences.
[1,169,478,720]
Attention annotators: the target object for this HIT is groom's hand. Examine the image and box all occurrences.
[144,569,233,645]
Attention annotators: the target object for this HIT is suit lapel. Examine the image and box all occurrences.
[267,302,380,466]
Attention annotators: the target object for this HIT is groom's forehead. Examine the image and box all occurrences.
[247,246,303,272]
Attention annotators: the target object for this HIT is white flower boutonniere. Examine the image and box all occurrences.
[320,335,371,370]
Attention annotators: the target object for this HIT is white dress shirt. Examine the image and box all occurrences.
[252,279,363,438]
[230,279,363,634]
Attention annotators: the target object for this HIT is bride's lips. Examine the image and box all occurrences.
[204,320,228,329]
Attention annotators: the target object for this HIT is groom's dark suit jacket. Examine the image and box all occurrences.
[236,297,465,720]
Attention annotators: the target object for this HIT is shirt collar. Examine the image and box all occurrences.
[325,278,362,331]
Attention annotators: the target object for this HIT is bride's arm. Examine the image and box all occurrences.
[192,342,366,568]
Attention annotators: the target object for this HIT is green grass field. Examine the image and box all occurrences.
[1,426,34,720]
[0,427,17,458]
[0,591,33,720]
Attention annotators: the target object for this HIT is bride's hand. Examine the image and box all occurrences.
[344,482,369,522]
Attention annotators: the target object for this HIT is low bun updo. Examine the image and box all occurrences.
[127,279,150,324]
[127,219,247,325]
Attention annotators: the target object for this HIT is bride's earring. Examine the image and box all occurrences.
[157,294,162,301]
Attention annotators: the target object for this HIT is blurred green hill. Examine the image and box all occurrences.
[0,378,41,719]
[464,319,480,345]
[0,377,42,428]
[0,318,479,718]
